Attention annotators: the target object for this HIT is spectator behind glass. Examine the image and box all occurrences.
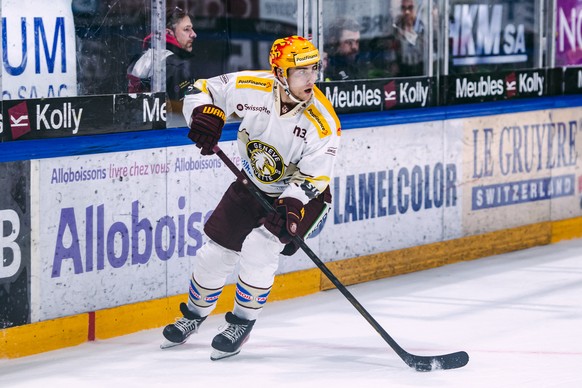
[127,7,197,102]
[324,18,366,81]
[392,0,425,77]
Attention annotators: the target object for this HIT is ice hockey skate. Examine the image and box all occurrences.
[160,302,206,349]
[210,312,256,360]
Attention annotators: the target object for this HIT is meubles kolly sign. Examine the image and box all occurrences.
[0,93,166,141]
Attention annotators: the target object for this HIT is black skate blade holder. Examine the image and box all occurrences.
[212,145,469,371]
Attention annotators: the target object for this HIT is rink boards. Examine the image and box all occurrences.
[2,105,582,357]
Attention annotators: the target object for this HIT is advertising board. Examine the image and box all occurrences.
[556,0,582,66]
[1,93,166,141]
[1,0,77,100]
[444,69,559,105]
[450,108,582,235]
[320,77,436,114]
[0,161,31,328]
[31,144,231,320]
[448,0,537,73]
[319,122,463,260]
[21,105,582,322]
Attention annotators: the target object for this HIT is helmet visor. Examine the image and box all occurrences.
[287,63,321,82]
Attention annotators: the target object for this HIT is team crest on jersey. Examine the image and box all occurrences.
[247,140,284,183]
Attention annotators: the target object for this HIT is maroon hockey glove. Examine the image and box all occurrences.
[264,197,304,244]
[188,104,226,155]
[280,186,332,256]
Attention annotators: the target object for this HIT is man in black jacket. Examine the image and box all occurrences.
[127,7,197,101]
[324,17,365,81]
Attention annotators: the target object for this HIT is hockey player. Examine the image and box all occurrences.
[161,35,341,360]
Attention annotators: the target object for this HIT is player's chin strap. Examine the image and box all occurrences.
[275,72,304,104]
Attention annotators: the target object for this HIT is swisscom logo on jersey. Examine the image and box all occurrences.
[236,104,271,115]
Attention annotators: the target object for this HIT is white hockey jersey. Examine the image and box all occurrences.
[182,70,341,205]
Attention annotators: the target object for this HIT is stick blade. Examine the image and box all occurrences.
[405,351,469,372]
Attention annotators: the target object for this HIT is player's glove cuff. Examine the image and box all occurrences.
[188,104,225,155]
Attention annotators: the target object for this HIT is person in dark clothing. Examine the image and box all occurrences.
[127,7,197,101]
[390,0,425,77]
[324,18,366,81]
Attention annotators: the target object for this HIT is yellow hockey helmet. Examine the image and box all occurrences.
[269,35,320,78]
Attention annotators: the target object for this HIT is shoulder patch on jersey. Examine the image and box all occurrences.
[192,79,209,95]
[304,105,332,139]
[313,86,341,135]
[235,76,274,92]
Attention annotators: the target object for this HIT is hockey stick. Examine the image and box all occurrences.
[212,145,469,371]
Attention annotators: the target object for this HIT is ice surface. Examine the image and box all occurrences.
[2,239,582,388]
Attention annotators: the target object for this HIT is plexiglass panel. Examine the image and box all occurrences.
[321,0,430,80]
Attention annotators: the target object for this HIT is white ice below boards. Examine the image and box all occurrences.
[2,239,582,387]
